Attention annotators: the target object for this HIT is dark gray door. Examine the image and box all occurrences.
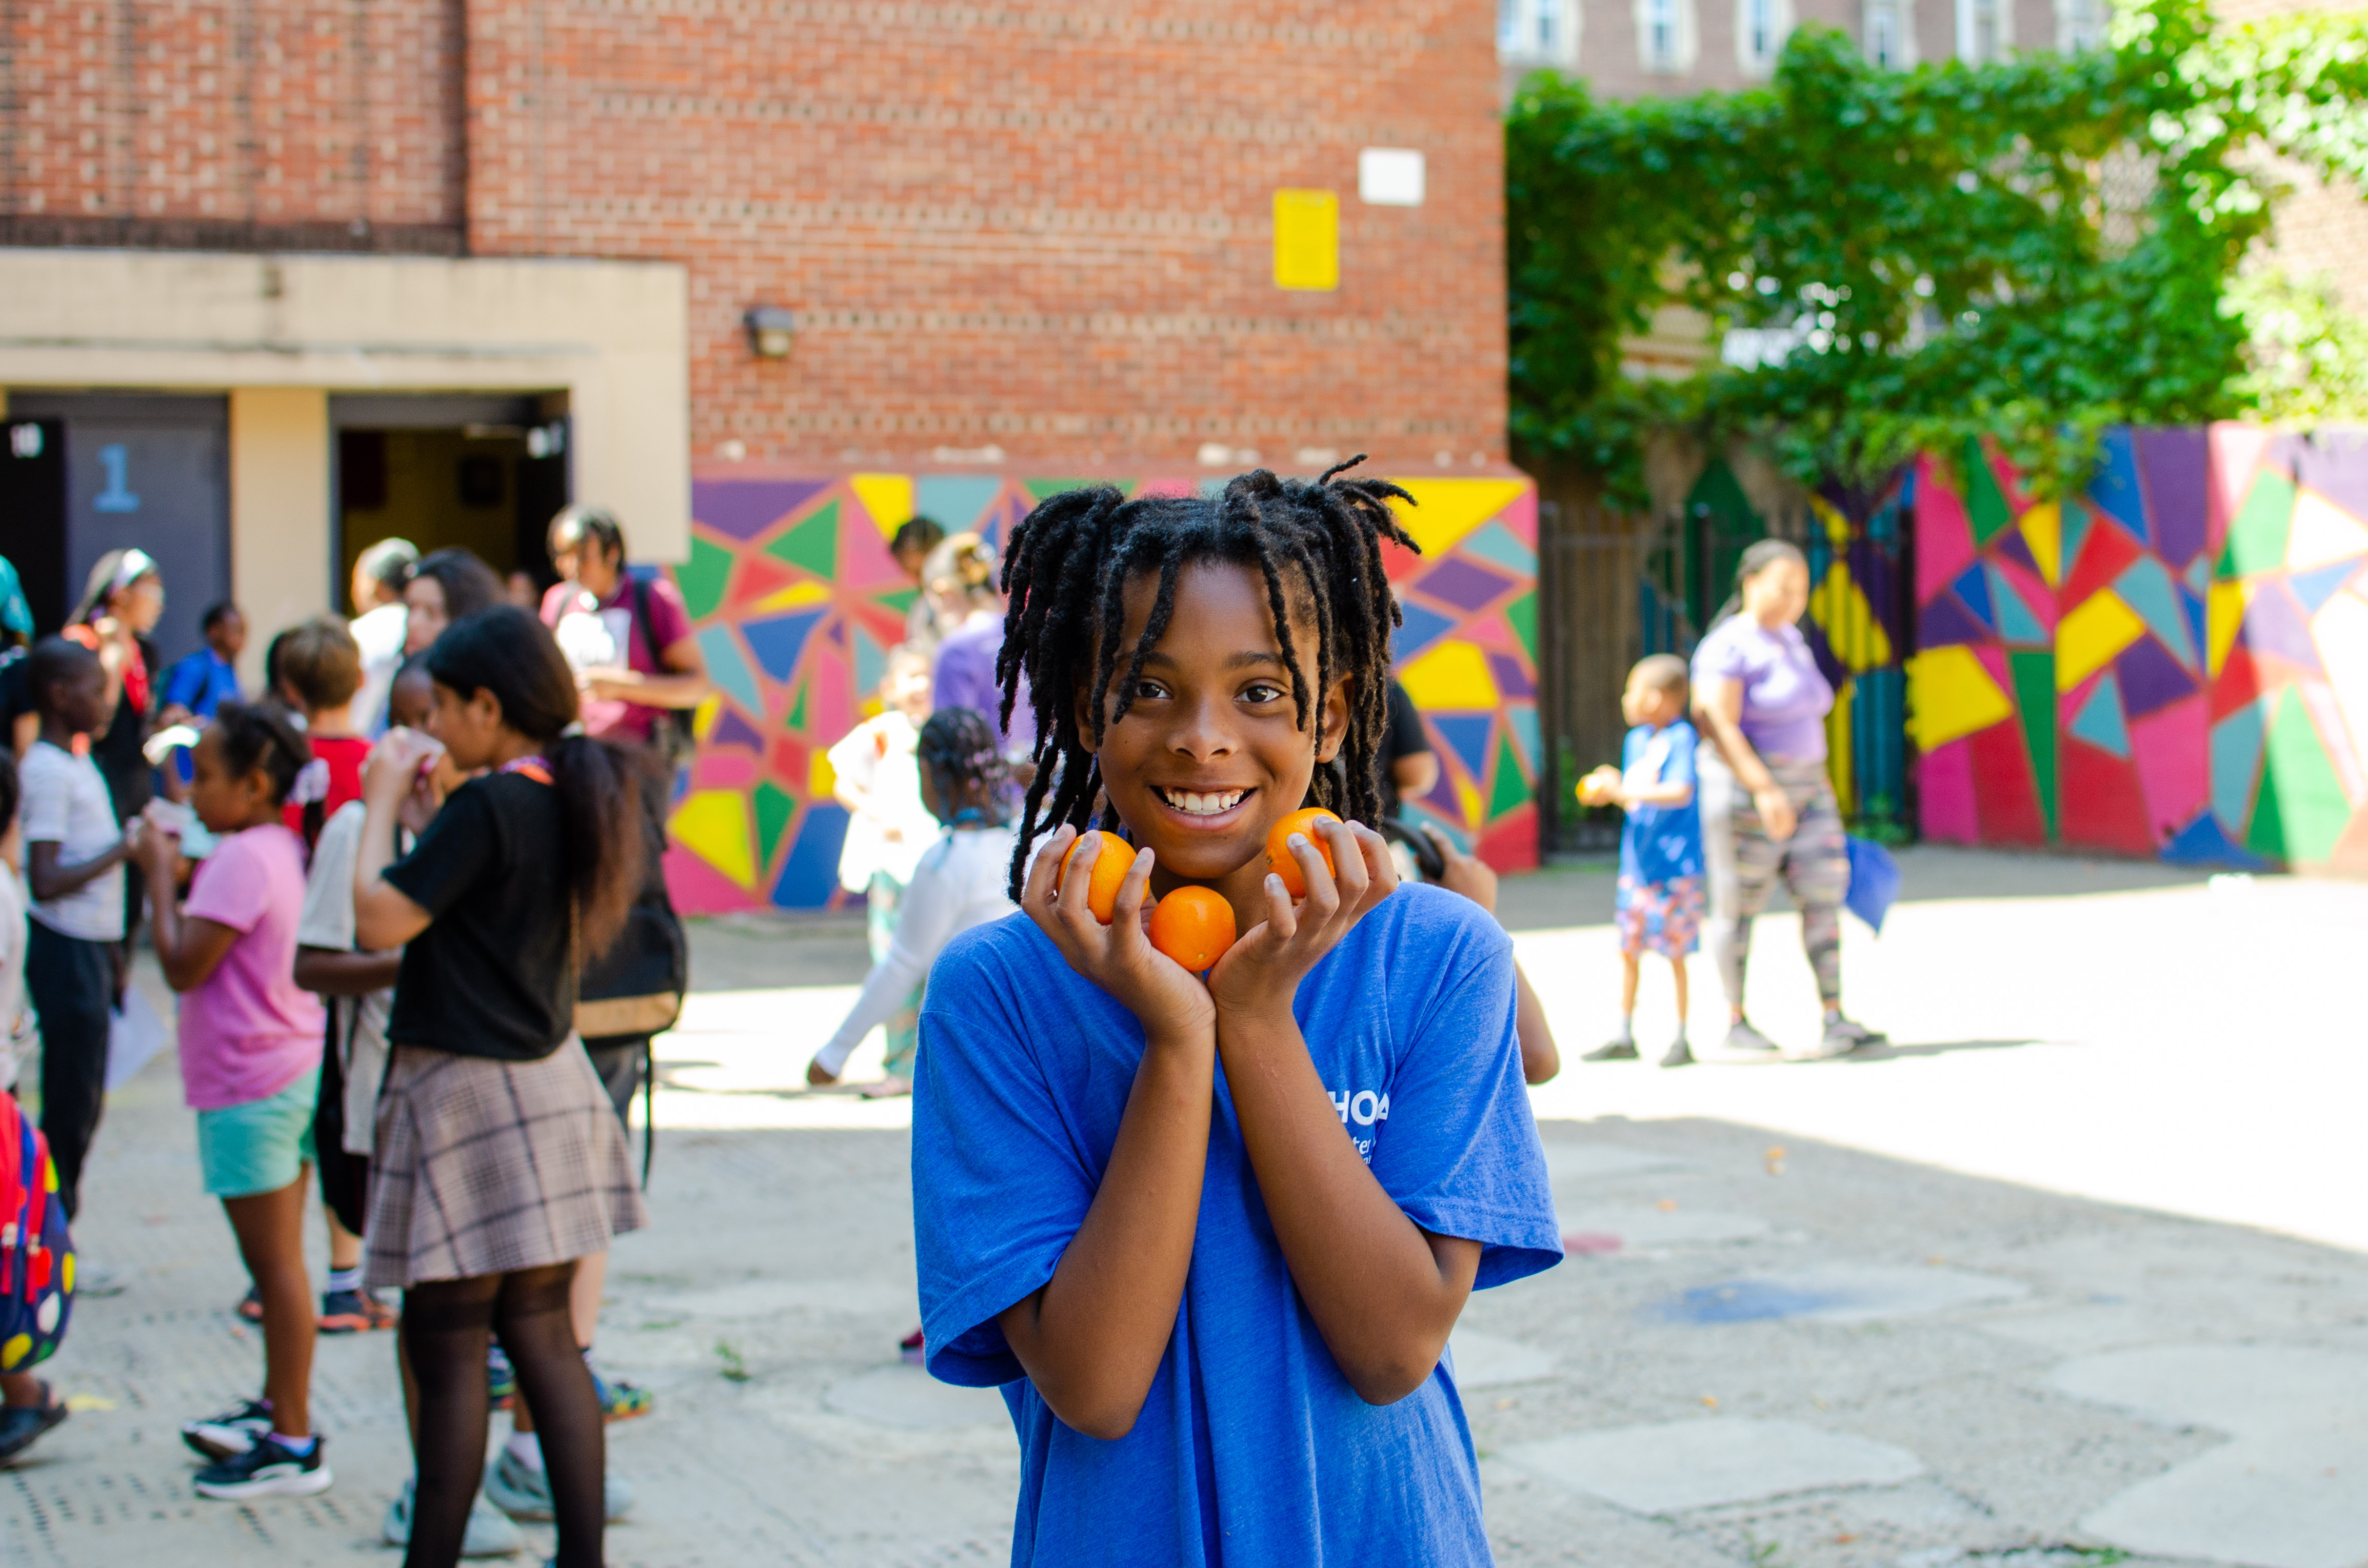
[12,394,231,665]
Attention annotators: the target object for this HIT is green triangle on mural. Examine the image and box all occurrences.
[2248,687,2349,862]
[875,587,919,614]
[2225,471,2295,576]
[676,536,735,621]
[1026,478,1102,501]
[1503,592,1539,661]
[766,500,840,578]
[2008,650,2058,838]
[786,682,808,734]
[1965,436,2014,549]
[752,781,797,869]
[1487,729,1530,820]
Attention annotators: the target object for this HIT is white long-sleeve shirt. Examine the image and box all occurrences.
[815,822,1019,1074]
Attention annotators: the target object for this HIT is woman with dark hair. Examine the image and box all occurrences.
[66,549,167,941]
[1690,539,1881,1062]
[352,605,649,1568]
[400,549,506,660]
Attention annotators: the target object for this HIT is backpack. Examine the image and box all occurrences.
[0,1090,73,1374]
[627,573,700,772]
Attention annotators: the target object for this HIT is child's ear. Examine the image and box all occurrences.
[1313,672,1354,765]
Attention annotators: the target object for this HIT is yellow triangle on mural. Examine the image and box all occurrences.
[2207,579,2250,676]
[690,693,722,741]
[808,750,838,799]
[851,474,916,538]
[1456,778,1484,828]
[751,580,834,615]
[2020,501,2062,587]
[1385,479,1529,558]
[2284,489,2368,571]
[2056,589,2147,692]
[1809,559,1893,674]
[1905,645,2013,751]
[1810,494,1851,547]
[669,790,755,889]
[1399,639,1498,710]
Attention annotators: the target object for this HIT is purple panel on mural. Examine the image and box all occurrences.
[1995,527,2041,579]
[1411,556,1513,613]
[1919,591,1991,649]
[1485,651,1536,700]
[2241,579,2323,671]
[2292,427,2368,521]
[709,708,765,752]
[691,479,834,541]
[2115,636,2197,719]
[2135,427,2210,568]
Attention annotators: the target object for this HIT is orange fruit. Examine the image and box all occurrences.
[1149,886,1237,972]
[1059,831,1133,924]
[1264,807,1341,898]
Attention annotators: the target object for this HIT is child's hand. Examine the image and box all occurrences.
[1208,817,1396,1016]
[1023,827,1215,1041]
[365,728,443,809]
[1422,823,1498,915]
[1578,765,1622,807]
[131,816,177,875]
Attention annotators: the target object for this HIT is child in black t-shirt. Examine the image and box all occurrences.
[351,606,651,1567]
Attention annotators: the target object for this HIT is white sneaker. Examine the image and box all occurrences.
[1722,1020,1781,1054]
[483,1445,634,1522]
[1784,1018,1874,1061]
[383,1476,526,1557]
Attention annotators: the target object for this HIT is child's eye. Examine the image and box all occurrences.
[1133,680,1168,701]
[1240,682,1286,705]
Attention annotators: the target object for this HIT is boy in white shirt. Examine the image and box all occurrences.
[21,637,137,1219]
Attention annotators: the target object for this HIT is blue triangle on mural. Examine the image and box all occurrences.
[1950,563,1994,630]
[915,475,1006,534]
[696,625,766,719]
[742,609,826,683]
[2087,429,2148,546]
[2113,557,2198,671]
[1432,714,1494,780]
[2160,811,2271,869]
[2185,553,2212,594]
[1392,600,1457,661]
[1985,564,2046,646]
[2290,557,2365,614]
[2181,584,2207,663]
[2066,672,2131,758]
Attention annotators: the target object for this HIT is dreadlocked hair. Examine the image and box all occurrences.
[993,456,1417,898]
[917,707,1012,825]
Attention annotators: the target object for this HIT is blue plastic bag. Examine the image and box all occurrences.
[1844,835,1900,934]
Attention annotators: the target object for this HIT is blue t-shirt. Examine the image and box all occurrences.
[1617,720,1703,884]
[162,648,241,719]
[913,882,1561,1568]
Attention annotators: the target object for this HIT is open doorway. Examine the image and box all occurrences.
[332,393,570,614]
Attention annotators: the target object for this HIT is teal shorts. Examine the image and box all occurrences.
[196,1069,320,1199]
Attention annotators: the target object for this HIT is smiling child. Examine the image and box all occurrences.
[911,463,1562,1566]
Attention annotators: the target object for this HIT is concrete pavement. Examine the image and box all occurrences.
[5,848,2365,1568]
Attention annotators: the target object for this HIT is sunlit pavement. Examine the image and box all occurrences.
[8,848,2367,1567]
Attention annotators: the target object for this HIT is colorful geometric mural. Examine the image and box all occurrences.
[659,469,1542,914]
[1907,427,2368,872]
[1805,477,1913,836]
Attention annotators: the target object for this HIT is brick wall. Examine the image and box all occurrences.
[462,1,1510,469]
[0,0,466,251]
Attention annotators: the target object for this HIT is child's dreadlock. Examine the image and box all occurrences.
[994,458,1418,897]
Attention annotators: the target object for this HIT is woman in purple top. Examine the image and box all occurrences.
[924,531,1036,754]
[1689,540,1882,1062]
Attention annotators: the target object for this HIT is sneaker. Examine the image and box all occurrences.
[1785,1017,1877,1062]
[384,1476,526,1557]
[1823,1016,1887,1049]
[488,1344,517,1411]
[235,1286,263,1323]
[0,1386,67,1462]
[482,1445,634,1522]
[1581,1038,1640,1062]
[1722,1020,1781,1055]
[192,1433,331,1499]
[1659,1038,1694,1069]
[75,1260,128,1299]
[318,1288,397,1334]
[182,1397,273,1461]
[590,1365,653,1422]
[899,1326,925,1365]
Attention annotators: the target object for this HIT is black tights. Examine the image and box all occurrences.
[402,1263,604,1568]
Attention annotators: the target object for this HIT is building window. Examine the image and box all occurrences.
[1957,0,2008,61]
[1864,0,1916,65]
[1499,0,1581,66]
[2057,0,2107,50]
[1737,0,1792,74]
[1637,0,1696,71]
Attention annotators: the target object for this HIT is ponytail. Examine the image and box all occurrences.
[424,606,649,958]
[1709,538,1808,630]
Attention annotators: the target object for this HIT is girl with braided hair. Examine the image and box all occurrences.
[808,705,1018,1097]
[911,461,1559,1566]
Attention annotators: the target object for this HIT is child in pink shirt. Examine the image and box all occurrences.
[135,702,331,1501]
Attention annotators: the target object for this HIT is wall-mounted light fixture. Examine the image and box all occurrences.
[744,306,797,358]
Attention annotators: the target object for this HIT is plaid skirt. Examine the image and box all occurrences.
[364,1041,649,1291]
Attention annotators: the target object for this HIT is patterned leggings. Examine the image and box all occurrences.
[1700,755,1847,1011]
[867,872,923,1079]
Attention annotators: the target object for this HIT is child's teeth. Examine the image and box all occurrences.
[1168,790,1242,816]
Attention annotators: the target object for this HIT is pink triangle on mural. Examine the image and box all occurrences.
[663,846,760,916]
[838,506,910,590]
[1463,613,1520,652]
[1916,454,1978,607]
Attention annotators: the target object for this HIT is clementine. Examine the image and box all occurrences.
[1264,807,1342,898]
[1148,885,1237,972]
[1058,831,1133,924]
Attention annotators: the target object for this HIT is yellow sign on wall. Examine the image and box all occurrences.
[1273,189,1339,291]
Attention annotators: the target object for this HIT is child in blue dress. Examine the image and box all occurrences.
[911,463,1562,1567]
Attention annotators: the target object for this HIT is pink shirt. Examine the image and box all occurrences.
[539,573,694,745]
[180,823,325,1111]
